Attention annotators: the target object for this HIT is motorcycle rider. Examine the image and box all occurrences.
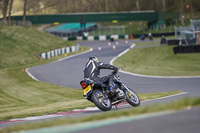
[83,56,119,94]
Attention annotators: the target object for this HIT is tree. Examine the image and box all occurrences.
[135,0,140,11]
[135,0,143,30]
[0,0,3,13]
[2,0,9,23]
[23,0,28,26]
[180,0,185,25]
[8,0,13,24]
[105,0,108,12]
[162,0,166,12]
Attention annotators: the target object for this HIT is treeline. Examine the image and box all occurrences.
[1,0,200,24]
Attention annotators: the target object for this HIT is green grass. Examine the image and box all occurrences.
[1,97,199,133]
[114,42,200,76]
[0,25,91,121]
[135,41,160,46]
[0,25,76,68]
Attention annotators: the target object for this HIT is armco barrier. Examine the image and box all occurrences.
[63,35,129,41]
[173,45,200,54]
[62,33,174,41]
[132,32,175,38]
[40,45,80,59]
[167,39,181,45]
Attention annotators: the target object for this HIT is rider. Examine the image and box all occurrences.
[83,56,118,94]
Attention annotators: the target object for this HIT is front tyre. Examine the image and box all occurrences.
[91,89,112,111]
[125,88,140,107]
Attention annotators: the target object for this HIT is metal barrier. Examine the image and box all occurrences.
[40,45,80,59]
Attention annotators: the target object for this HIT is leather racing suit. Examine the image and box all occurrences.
[83,59,118,89]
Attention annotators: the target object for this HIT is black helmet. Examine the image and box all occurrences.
[88,56,99,62]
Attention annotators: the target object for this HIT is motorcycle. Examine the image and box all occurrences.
[80,68,140,111]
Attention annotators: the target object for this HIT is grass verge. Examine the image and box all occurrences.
[114,42,200,76]
[0,26,90,121]
[0,90,183,121]
[1,97,199,133]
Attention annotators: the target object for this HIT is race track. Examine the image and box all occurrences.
[1,40,200,132]
[27,40,200,96]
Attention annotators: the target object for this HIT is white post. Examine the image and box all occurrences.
[66,47,70,53]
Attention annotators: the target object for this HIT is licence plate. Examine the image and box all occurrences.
[83,85,91,95]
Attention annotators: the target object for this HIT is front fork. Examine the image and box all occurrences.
[121,84,131,94]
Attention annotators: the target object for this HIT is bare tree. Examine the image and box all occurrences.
[27,0,41,15]
[180,0,184,25]
[2,0,9,23]
[162,0,166,12]
[0,0,3,10]
[115,0,122,11]
[135,0,140,11]
[0,0,3,17]
[105,0,108,12]
[8,0,13,24]
[85,0,101,12]
[135,0,143,30]
[23,0,28,26]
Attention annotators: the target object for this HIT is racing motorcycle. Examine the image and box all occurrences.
[80,68,140,111]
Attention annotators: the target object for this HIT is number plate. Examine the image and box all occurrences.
[83,85,91,95]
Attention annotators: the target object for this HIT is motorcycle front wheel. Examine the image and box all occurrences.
[125,87,140,107]
[91,89,112,111]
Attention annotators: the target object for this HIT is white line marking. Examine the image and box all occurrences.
[73,107,99,111]
[25,68,39,81]
[10,114,64,121]
[110,43,200,79]
[25,48,92,81]
[116,92,188,108]
[119,70,200,79]
[141,92,188,103]
[110,44,135,65]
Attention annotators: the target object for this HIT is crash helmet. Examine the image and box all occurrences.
[88,56,99,62]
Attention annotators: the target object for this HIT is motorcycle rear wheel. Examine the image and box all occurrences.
[91,89,112,111]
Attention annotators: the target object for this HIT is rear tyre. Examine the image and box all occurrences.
[91,89,112,111]
[125,87,140,107]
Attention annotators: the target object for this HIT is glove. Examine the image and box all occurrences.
[113,67,119,73]
[114,66,119,71]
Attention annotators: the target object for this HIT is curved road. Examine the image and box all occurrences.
[28,40,200,96]
[3,40,199,132]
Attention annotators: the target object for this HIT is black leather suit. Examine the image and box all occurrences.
[83,60,117,88]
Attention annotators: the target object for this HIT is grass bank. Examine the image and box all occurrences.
[0,26,90,121]
[1,97,199,133]
[114,42,200,76]
[0,90,183,121]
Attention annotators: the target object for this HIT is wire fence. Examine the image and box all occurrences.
[175,19,200,45]
[89,26,125,36]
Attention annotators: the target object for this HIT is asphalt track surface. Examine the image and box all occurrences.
[71,107,200,133]
[28,40,200,95]
[1,40,200,132]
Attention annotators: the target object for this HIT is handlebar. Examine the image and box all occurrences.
[109,67,122,76]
